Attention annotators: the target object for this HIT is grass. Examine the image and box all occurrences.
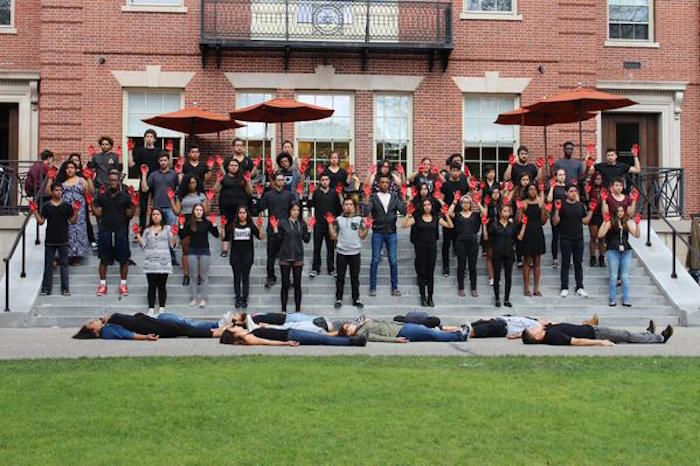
[0,356,698,465]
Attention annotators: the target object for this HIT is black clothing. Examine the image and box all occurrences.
[312,223,335,273]
[366,192,407,234]
[133,146,160,175]
[232,155,254,174]
[442,176,469,206]
[471,318,508,338]
[543,323,595,346]
[310,188,342,222]
[560,237,584,290]
[411,215,440,244]
[336,252,360,301]
[455,227,479,291]
[182,219,219,251]
[558,201,586,240]
[146,273,168,308]
[276,219,311,262]
[219,174,250,220]
[415,242,437,301]
[95,190,132,232]
[595,162,630,188]
[511,163,538,184]
[453,212,481,241]
[88,151,121,188]
[326,166,348,190]
[606,225,631,252]
[229,221,261,303]
[493,252,514,302]
[251,327,290,341]
[488,220,518,255]
[182,161,209,186]
[413,173,438,194]
[42,244,68,294]
[520,203,546,256]
[258,189,296,230]
[266,234,281,281]
[280,264,303,313]
[107,313,211,338]
[41,201,73,245]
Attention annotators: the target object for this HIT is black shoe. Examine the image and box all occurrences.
[590,256,597,267]
[504,301,512,308]
[494,300,501,308]
[420,297,428,307]
[128,259,137,266]
[172,259,180,266]
[427,298,435,307]
[242,300,248,309]
[647,320,656,334]
[599,256,606,267]
[265,278,275,288]
[442,269,449,278]
[182,275,190,286]
[661,325,673,343]
[517,261,523,268]
[353,300,364,309]
[197,276,202,286]
[61,290,71,296]
[334,300,342,309]
[349,335,368,347]
[40,290,50,296]
[235,299,242,309]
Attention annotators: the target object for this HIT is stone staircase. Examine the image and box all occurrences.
[28,221,680,329]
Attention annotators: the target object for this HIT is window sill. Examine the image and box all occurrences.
[121,4,188,13]
[604,40,659,49]
[0,27,17,34]
[460,12,523,21]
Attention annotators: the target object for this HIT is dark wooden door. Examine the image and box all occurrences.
[602,113,659,168]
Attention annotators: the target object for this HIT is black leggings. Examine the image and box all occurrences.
[108,313,211,338]
[493,252,514,302]
[415,245,437,300]
[280,263,303,313]
[146,273,168,309]
[230,254,253,301]
[455,238,479,291]
[551,224,560,260]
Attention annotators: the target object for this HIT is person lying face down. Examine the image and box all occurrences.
[521,320,673,346]
[339,319,470,343]
[218,323,367,347]
[73,313,224,340]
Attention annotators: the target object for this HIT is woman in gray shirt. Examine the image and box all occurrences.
[135,208,177,315]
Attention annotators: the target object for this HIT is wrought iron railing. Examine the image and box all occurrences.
[201,0,453,48]
[631,167,684,218]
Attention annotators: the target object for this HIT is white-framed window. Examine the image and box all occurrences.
[0,0,14,29]
[608,0,652,41]
[296,93,353,182]
[128,0,182,5]
[122,0,187,13]
[463,94,517,181]
[374,94,412,174]
[124,89,184,179]
[462,0,521,20]
[235,91,275,159]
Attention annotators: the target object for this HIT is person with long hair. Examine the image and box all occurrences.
[171,174,210,286]
[440,162,469,277]
[217,157,253,257]
[408,157,438,194]
[483,203,519,307]
[57,153,96,248]
[338,319,470,343]
[402,197,453,307]
[546,168,568,267]
[483,186,501,286]
[586,171,606,267]
[329,197,369,309]
[228,206,265,309]
[219,323,368,347]
[52,160,93,265]
[367,158,403,195]
[134,208,177,315]
[598,205,641,307]
[181,203,219,307]
[72,313,224,340]
[449,194,486,298]
[512,173,532,268]
[518,184,547,296]
[271,202,311,313]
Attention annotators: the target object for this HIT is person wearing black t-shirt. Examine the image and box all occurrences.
[440,162,469,276]
[91,171,135,297]
[552,185,594,298]
[598,205,641,307]
[504,145,540,184]
[588,147,641,190]
[449,194,486,297]
[325,151,351,192]
[180,145,212,187]
[128,129,161,229]
[522,321,671,346]
[33,182,79,296]
[228,206,265,309]
[546,168,568,267]
[309,173,342,277]
[484,203,519,308]
[402,198,453,307]
[181,204,220,308]
[408,157,438,194]
[271,202,311,313]
[217,158,253,257]
[231,137,257,178]
[258,172,296,288]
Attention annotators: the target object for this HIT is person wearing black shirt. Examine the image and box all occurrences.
[552,185,594,298]
[484,204,519,307]
[33,183,79,296]
[402,198,453,307]
[128,130,161,229]
[518,185,547,297]
[231,137,257,178]
[87,136,122,192]
[522,321,671,346]
[504,145,540,184]
[546,168,568,267]
[408,157,438,194]
[598,205,641,307]
[309,173,342,277]
[325,151,351,192]
[180,145,212,187]
[588,147,641,189]
[276,152,302,196]
[181,204,220,308]
[228,206,265,309]
[367,159,403,196]
[271,202,311,313]
[449,194,486,297]
[258,172,296,287]
[217,158,253,257]
[91,170,134,297]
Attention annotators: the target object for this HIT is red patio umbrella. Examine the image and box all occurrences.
[142,107,244,135]
[524,87,636,158]
[229,97,334,183]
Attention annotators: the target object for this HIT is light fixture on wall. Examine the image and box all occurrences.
[98,57,106,65]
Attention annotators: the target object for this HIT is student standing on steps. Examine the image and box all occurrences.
[546,168,568,268]
[228,206,265,309]
[271,202,311,313]
[449,193,486,298]
[216,158,253,257]
[440,162,469,277]
[32,183,80,296]
[552,185,594,299]
[140,151,179,266]
[181,204,219,308]
[518,184,547,297]
[134,208,178,316]
[483,203,518,308]
[87,136,122,194]
[308,172,342,278]
[329,197,369,309]
[90,170,135,297]
[180,145,214,187]
[598,205,641,307]
[128,129,160,230]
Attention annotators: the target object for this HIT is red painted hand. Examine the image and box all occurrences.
[308,216,317,228]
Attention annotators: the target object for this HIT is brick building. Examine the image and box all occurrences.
[0,0,698,212]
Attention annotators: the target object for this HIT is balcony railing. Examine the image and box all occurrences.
[200,0,453,70]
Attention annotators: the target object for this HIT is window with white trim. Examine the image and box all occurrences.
[125,89,183,179]
[0,0,13,27]
[608,0,651,41]
[374,94,412,174]
[466,0,514,13]
[235,91,275,159]
[296,93,353,182]
[463,95,517,181]
[128,0,183,6]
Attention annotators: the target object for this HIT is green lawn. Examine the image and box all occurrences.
[1,356,698,465]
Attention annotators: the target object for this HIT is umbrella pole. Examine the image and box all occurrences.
[544,125,549,180]
[262,122,267,187]
[578,105,584,160]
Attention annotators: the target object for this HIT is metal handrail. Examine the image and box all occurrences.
[3,211,33,311]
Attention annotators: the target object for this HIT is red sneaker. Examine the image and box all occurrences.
[119,284,129,296]
[97,284,108,296]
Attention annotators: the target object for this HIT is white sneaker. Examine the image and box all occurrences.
[576,288,589,298]
[147,308,155,316]
[488,278,494,286]
[218,311,233,328]
[560,289,569,298]
[189,300,198,307]
[158,307,166,315]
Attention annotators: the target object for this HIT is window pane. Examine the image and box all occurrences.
[131,0,181,5]
[620,24,634,39]
[128,90,182,138]
[0,0,12,26]
[128,92,146,113]
[464,147,480,161]
[609,23,620,38]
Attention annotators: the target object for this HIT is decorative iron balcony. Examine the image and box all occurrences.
[200,0,453,70]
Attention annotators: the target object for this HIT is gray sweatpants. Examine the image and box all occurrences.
[187,254,210,301]
[594,326,664,344]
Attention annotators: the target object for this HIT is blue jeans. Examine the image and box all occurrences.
[606,249,632,302]
[397,323,466,342]
[157,313,218,330]
[370,232,398,290]
[159,207,178,263]
[283,313,320,323]
[288,329,353,346]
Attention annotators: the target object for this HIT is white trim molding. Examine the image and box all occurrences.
[225,65,424,92]
[596,80,688,168]
[461,0,521,21]
[452,71,531,94]
[121,0,187,13]
[111,65,195,89]
[604,40,659,48]
[0,71,40,161]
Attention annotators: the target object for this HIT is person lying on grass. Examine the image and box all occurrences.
[470,313,600,339]
[338,319,470,343]
[521,320,673,346]
[72,312,225,340]
[218,324,368,347]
